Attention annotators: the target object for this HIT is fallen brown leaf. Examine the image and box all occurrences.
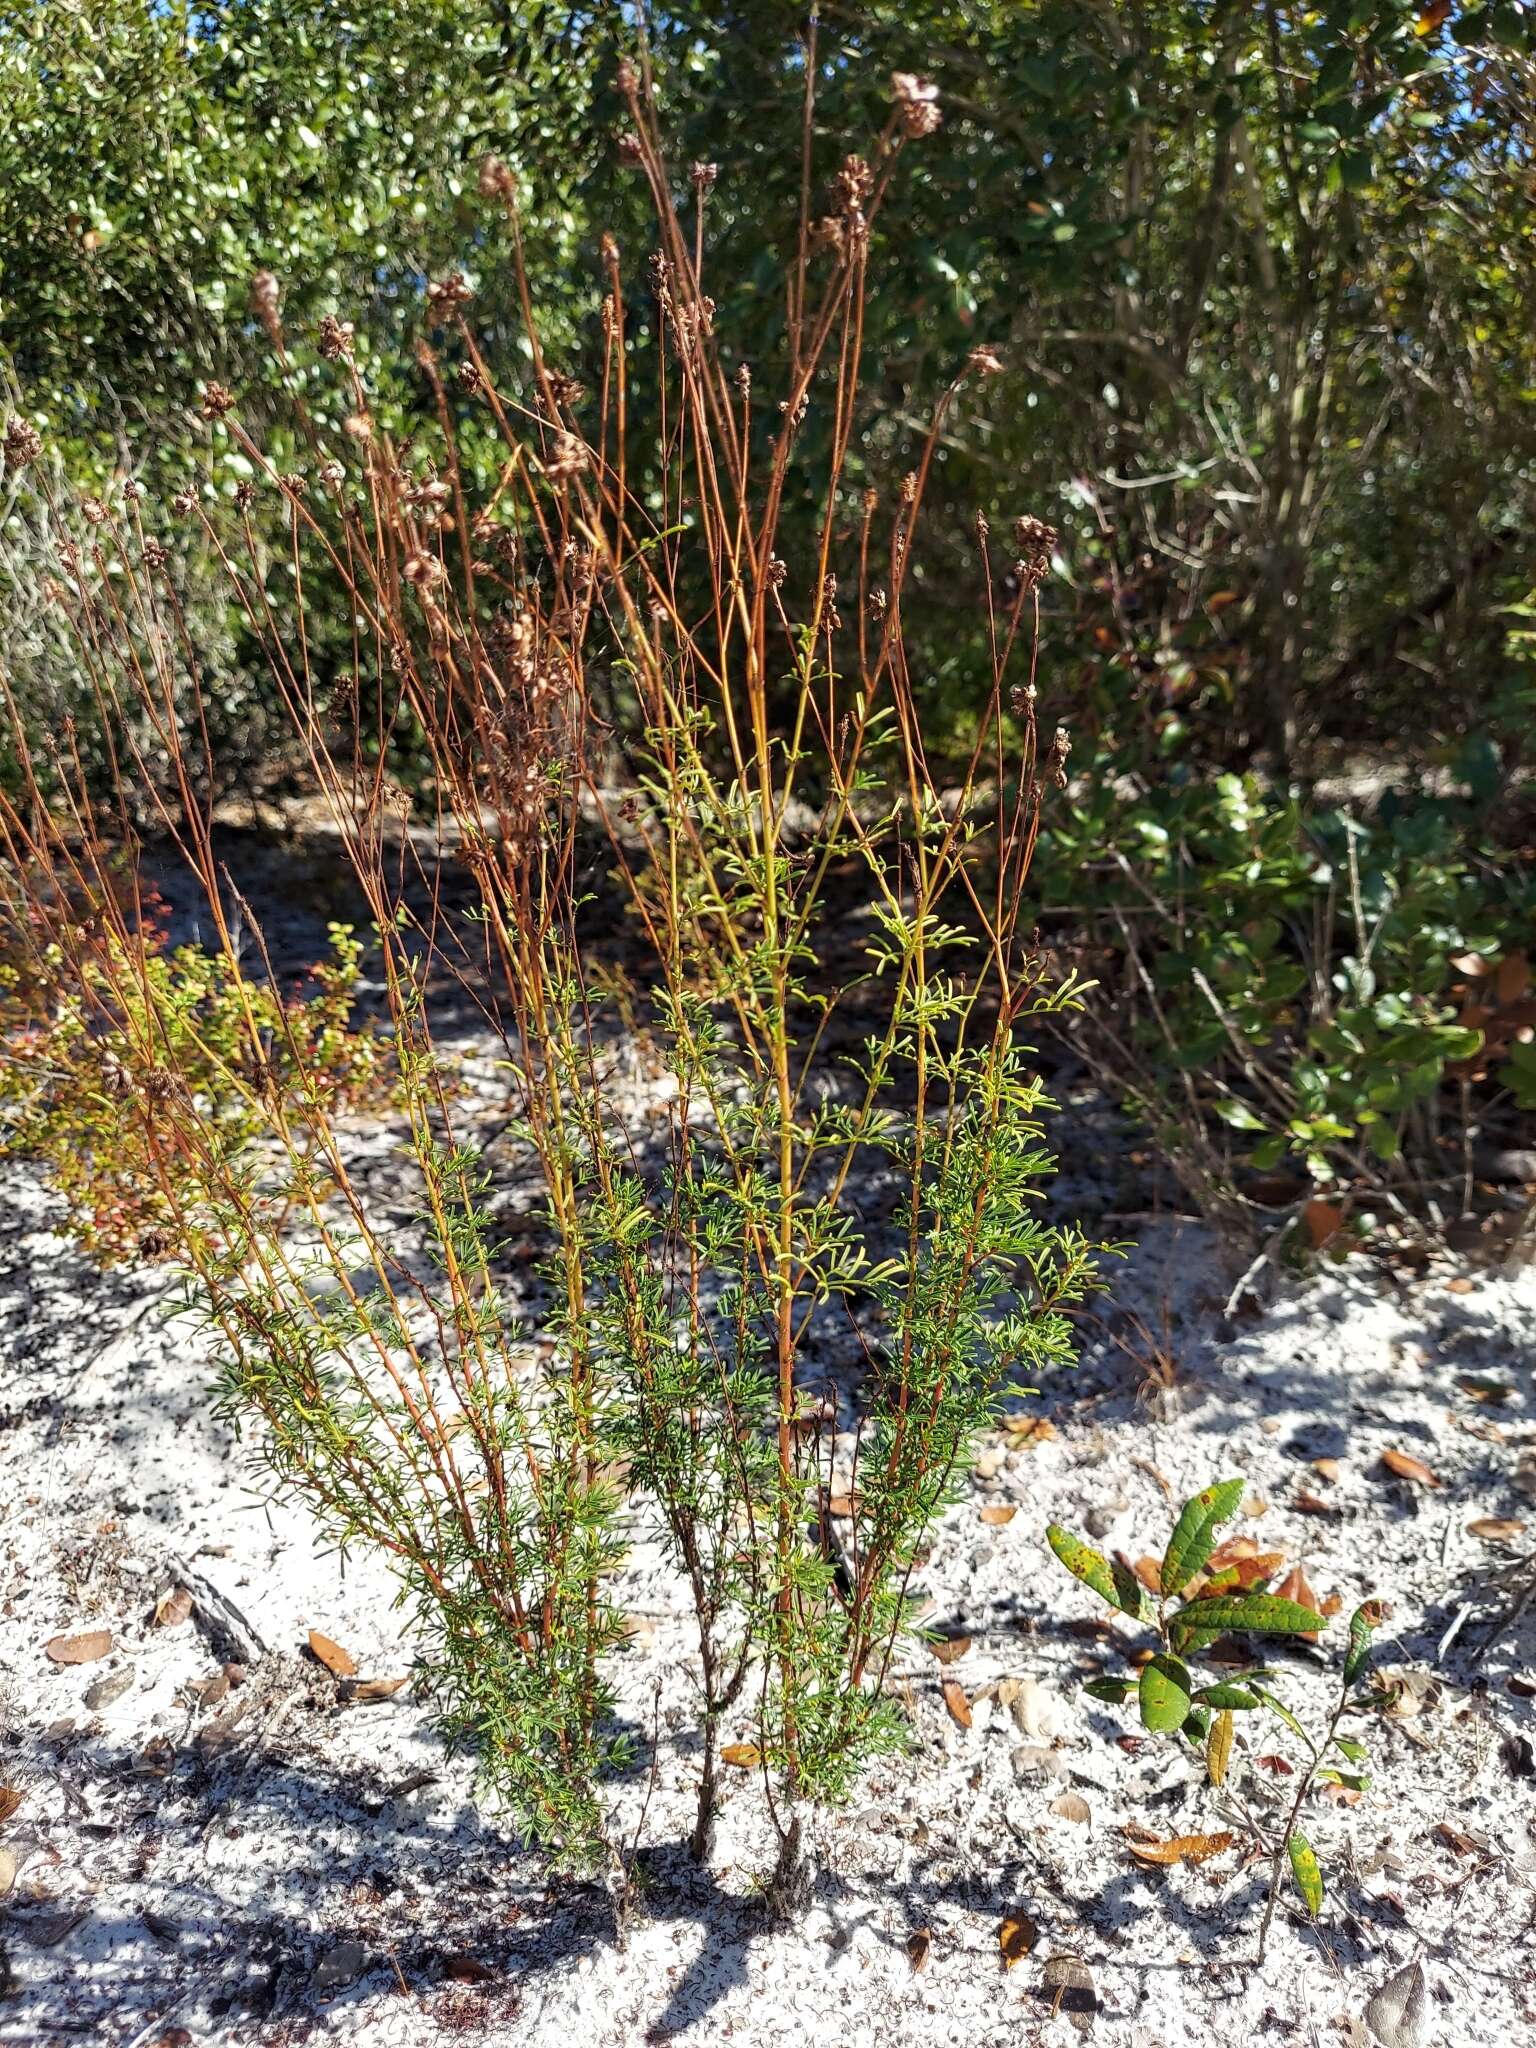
[1037,1953,1098,2026]
[906,1927,932,1973]
[979,1504,1018,1527]
[1467,1518,1525,1544]
[1255,1754,1294,1774]
[1380,1449,1439,1488]
[1456,1376,1515,1405]
[1496,953,1530,1005]
[998,1910,1038,1970]
[1126,1830,1236,1867]
[44,1631,112,1666]
[720,1742,761,1769]
[929,1634,971,1665]
[1433,1821,1478,1857]
[307,1630,358,1678]
[441,1954,495,1983]
[1293,1490,1337,1516]
[827,1494,857,1519]
[153,1587,193,1630]
[1274,1565,1322,1642]
[1312,1457,1343,1484]
[1050,1791,1091,1826]
[1001,1415,1057,1448]
[1132,1555,1164,1594]
[1303,1197,1346,1250]
[197,1700,248,1752]
[348,1676,411,1703]
[941,1679,973,1729]
[0,1785,23,1825]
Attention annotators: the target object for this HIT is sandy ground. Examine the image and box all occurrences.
[2,1050,1535,2048]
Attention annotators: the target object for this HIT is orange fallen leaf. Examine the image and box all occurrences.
[929,1634,972,1665]
[1312,1457,1343,1484]
[0,1785,23,1825]
[348,1676,411,1703]
[1275,1565,1322,1642]
[1444,1276,1474,1295]
[1132,1555,1164,1594]
[1201,1546,1285,1593]
[307,1630,359,1678]
[45,1630,112,1666]
[979,1504,1018,1527]
[1380,1449,1438,1488]
[942,1679,973,1729]
[1294,1490,1337,1516]
[999,1911,1038,1969]
[1319,1781,1363,1807]
[1303,1198,1346,1250]
[827,1494,857,1519]
[1467,1518,1525,1544]
[720,1742,761,1769]
[1126,1830,1236,1867]
[1255,1754,1294,1775]
[906,1927,932,1973]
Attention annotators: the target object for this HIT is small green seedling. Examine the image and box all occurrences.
[1047,1478,1385,1961]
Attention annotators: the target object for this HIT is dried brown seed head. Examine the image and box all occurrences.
[318,313,354,361]
[478,155,517,202]
[3,416,42,468]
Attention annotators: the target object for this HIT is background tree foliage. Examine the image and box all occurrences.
[2,0,1532,777]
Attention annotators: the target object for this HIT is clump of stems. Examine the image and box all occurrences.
[0,62,1101,1896]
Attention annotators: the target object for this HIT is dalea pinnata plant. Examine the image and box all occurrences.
[1048,1479,1385,1960]
[1,58,1102,1908]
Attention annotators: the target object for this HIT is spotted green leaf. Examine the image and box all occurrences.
[1047,1526,1149,1619]
[1288,1830,1324,1917]
[1138,1653,1193,1734]
[1160,1478,1245,1596]
[1195,1683,1260,1710]
[1174,1593,1330,1638]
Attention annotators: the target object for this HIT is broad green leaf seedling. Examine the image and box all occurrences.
[1048,1478,1385,1960]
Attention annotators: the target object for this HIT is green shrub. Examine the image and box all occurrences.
[0,892,383,1264]
[1046,750,1535,1236]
